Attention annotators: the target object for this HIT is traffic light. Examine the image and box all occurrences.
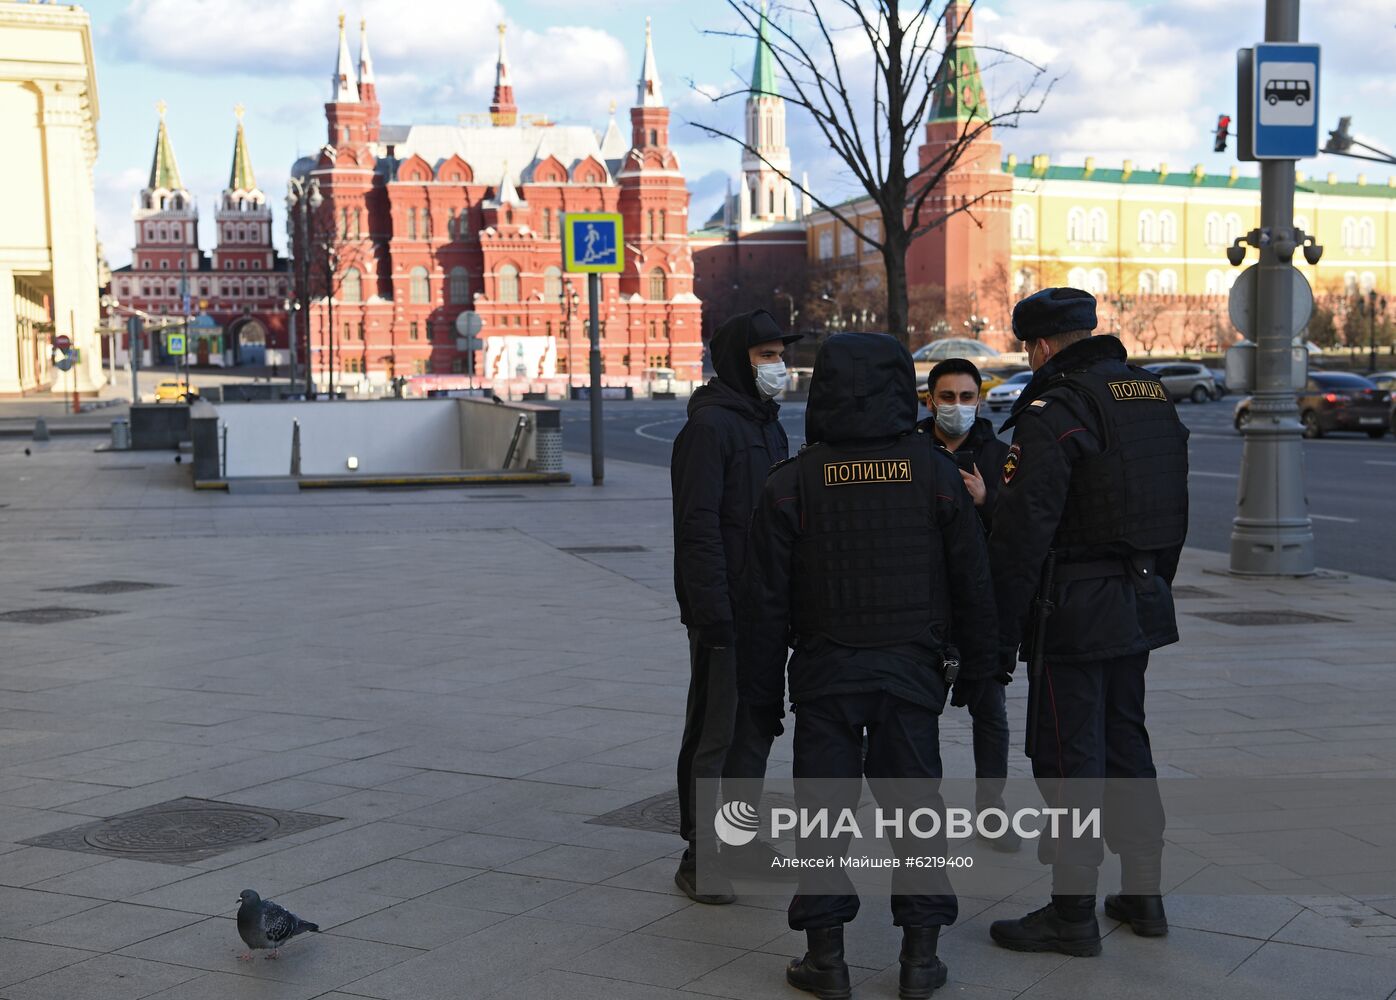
[1214,114,1232,153]
[1324,116,1353,154]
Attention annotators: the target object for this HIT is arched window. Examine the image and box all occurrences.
[1341,218,1357,250]
[1360,271,1377,294]
[1224,213,1243,245]
[1066,208,1086,242]
[409,266,429,304]
[342,267,362,304]
[818,230,834,260]
[1344,271,1359,294]
[750,184,758,216]
[448,266,470,304]
[1138,270,1157,295]
[1067,266,1089,288]
[407,208,417,239]
[1012,204,1035,241]
[768,188,775,214]
[1158,210,1178,246]
[1359,217,1376,250]
[1205,269,1225,295]
[648,268,667,300]
[543,266,562,302]
[158,225,168,241]
[447,208,456,239]
[659,209,666,235]
[423,209,432,239]
[1204,212,1222,248]
[543,208,552,239]
[1158,269,1178,294]
[1088,208,1109,243]
[1137,210,1156,244]
[1088,268,1109,294]
[647,210,655,236]
[649,128,657,145]
[497,264,519,303]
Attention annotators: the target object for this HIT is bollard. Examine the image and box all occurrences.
[32,419,49,442]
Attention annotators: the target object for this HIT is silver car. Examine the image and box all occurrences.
[1142,363,1216,404]
[986,371,1033,412]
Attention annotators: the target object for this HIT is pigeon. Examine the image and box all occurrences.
[236,889,319,960]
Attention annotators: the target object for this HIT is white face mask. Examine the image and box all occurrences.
[753,361,789,399]
[934,402,978,438]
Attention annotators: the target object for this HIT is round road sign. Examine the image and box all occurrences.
[1227,265,1314,341]
[454,312,483,338]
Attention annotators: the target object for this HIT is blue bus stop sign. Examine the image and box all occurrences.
[1252,43,1320,159]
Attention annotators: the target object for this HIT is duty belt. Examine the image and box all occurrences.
[1053,553,1157,583]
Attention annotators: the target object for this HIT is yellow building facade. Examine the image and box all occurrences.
[1008,154,1394,304]
[806,154,1396,353]
[0,1,102,395]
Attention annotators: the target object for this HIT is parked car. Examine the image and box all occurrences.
[153,379,196,403]
[1208,368,1229,398]
[986,370,1033,412]
[1142,362,1216,404]
[1367,370,1396,393]
[911,338,1002,382]
[1233,371,1390,439]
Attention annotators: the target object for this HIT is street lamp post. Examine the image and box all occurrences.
[285,175,323,397]
[774,288,799,333]
[1357,290,1387,373]
[565,283,580,390]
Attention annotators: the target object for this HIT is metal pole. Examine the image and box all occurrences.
[1230,0,1314,576]
[588,271,604,485]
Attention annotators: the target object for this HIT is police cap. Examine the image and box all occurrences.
[1011,287,1098,342]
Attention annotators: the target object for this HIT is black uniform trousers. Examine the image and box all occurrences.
[960,679,1009,809]
[677,631,775,847]
[1027,651,1166,893]
[788,692,958,931]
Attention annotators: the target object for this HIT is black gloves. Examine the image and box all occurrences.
[950,672,1011,708]
[748,701,786,739]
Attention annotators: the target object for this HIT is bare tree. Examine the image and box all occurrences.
[694,0,1051,345]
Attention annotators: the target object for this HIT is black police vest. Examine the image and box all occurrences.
[791,435,941,647]
[1048,365,1189,551]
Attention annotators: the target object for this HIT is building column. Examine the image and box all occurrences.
[0,267,21,394]
[37,79,105,394]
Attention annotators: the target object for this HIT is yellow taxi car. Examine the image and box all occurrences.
[153,379,196,403]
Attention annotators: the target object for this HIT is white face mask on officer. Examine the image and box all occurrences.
[752,361,789,399]
[933,402,978,438]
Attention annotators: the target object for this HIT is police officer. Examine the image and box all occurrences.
[986,288,1188,956]
[740,332,997,999]
[672,309,800,904]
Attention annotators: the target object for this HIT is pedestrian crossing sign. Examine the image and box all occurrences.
[167,333,186,354]
[563,212,624,273]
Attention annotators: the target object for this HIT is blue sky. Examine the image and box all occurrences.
[87,0,1396,268]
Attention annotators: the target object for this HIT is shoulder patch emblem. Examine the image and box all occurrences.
[1002,444,1021,484]
[1030,399,1049,408]
[1107,379,1167,401]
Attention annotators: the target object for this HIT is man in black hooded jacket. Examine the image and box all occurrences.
[672,309,800,905]
[740,332,997,1000]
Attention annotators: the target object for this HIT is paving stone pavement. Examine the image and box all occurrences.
[0,438,1394,999]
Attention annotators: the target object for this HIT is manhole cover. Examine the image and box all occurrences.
[22,798,340,864]
[0,607,114,625]
[559,545,648,555]
[1171,585,1219,599]
[587,790,797,834]
[43,580,171,595]
[1189,610,1348,626]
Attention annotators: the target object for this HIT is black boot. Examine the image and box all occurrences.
[786,926,851,999]
[1105,854,1167,936]
[898,926,948,999]
[989,902,1102,957]
[674,848,734,905]
[1104,894,1168,936]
